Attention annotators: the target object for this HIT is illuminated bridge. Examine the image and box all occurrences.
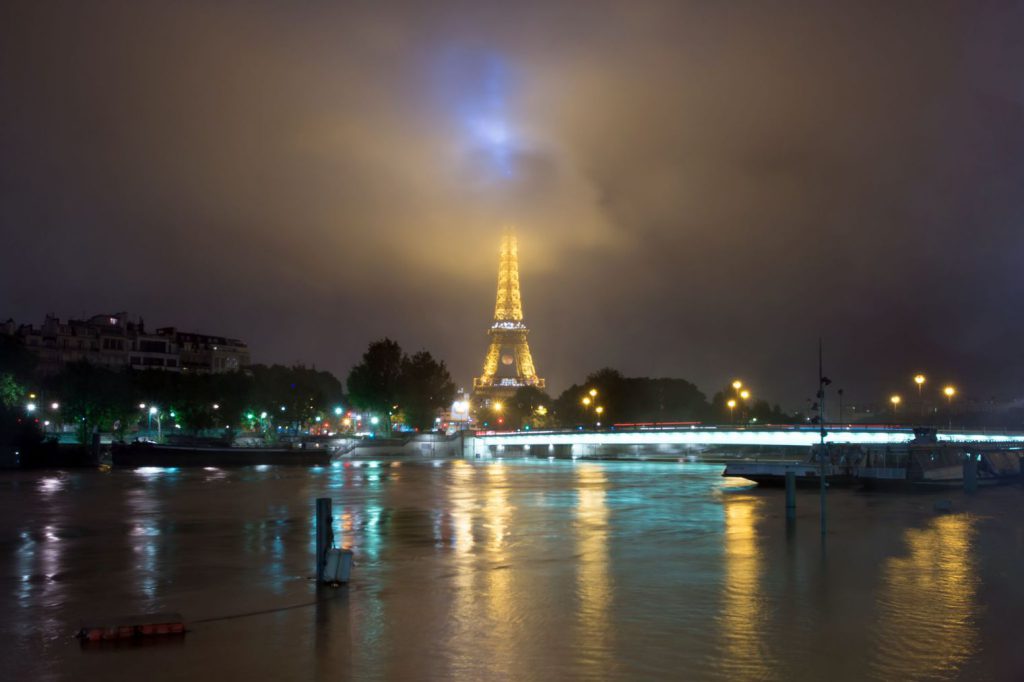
[466,426,1024,458]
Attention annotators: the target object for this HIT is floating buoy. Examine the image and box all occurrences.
[77,613,185,642]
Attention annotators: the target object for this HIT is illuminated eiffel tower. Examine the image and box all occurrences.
[473,228,545,400]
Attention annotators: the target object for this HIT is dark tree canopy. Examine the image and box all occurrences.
[348,339,455,432]
[398,351,456,430]
[346,338,404,428]
[505,386,553,430]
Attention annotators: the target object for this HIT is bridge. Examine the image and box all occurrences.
[466,426,1024,458]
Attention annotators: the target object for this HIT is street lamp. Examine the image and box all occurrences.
[943,385,956,428]
[727,398,737,424]
[148,406,161,442]
[581,396,591,406]
[732,380,742,391]
[589,388,597,398]
[595,405,604,427]
[914,374,926,421]
[890,394,901,420]
[739,389,750,401]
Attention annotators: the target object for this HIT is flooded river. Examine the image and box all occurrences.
[2,458,1023,680]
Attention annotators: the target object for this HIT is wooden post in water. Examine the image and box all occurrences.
[963,453,978,494]
[315,498,333,582]
[785,470,796,522]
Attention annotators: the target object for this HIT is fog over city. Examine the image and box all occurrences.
[3,2,1024,404]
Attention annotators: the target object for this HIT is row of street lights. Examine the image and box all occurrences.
[580,388,604,426]
[727,379,752,424]
[889,373,957,426]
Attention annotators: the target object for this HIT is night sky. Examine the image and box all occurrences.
[3,2,1024,408]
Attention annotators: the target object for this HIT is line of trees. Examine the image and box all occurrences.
[0,334,459,449]
[346,338,456,433]
[478,368,800,431]
[2,331,804,450]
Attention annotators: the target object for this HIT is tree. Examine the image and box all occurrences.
[555,369,711,427]
[51,362,137,444]
[508,386,553,430]
[397,351,456,431]
[347,339,404,433]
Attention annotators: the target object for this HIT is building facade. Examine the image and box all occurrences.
[2,313,250,375]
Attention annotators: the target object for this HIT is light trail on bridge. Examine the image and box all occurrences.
[468,427,1024,455]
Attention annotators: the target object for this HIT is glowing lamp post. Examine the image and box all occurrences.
[943,385,956,428]
[890,394,901,421]
[727,398,737,424]
[914,374,926,421]
[148,406,162,442]
[595,405,604,428]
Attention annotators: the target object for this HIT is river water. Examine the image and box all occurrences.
[2,458,1023,681]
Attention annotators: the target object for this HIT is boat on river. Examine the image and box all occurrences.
[723,428,1024,489]
[112,441,331,467]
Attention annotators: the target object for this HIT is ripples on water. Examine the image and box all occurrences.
[1,459,1022,680]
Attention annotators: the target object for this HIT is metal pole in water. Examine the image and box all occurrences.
[315,498,332,583]
[963,453,978,494]
[818,339,829,537]
[786,470,796,522]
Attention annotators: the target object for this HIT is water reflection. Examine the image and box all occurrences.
[125,488,162,600]
[484,463,518,675]
[718,492,773,678]
[574,464,613,674]
[872,513,979,680]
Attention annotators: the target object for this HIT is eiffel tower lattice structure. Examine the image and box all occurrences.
[473,228,545,400]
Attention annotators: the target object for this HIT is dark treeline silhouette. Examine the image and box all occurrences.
[492,368,800,430]
[346,338,456,432]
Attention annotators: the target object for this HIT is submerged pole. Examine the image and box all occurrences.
[785,469,796,522]
[315,498,333,582]
[818,339,828,537]
[963,453,978,494]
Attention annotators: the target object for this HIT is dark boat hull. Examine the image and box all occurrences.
[112,443,331,467]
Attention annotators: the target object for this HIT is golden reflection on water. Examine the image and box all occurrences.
[575,464,613,672]
[872,513,979,681]
[483,462,519,675]
[447,460,519,680]
[718,494,773,678]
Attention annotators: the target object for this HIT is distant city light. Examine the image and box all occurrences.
[26,403,37,413]
[149,406,158,415]
[334,407,343,416]
[50,402,59,410]
[370,416,380,425]
[213,403,220,410]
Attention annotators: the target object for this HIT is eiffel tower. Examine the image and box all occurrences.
[473,228,545,400]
